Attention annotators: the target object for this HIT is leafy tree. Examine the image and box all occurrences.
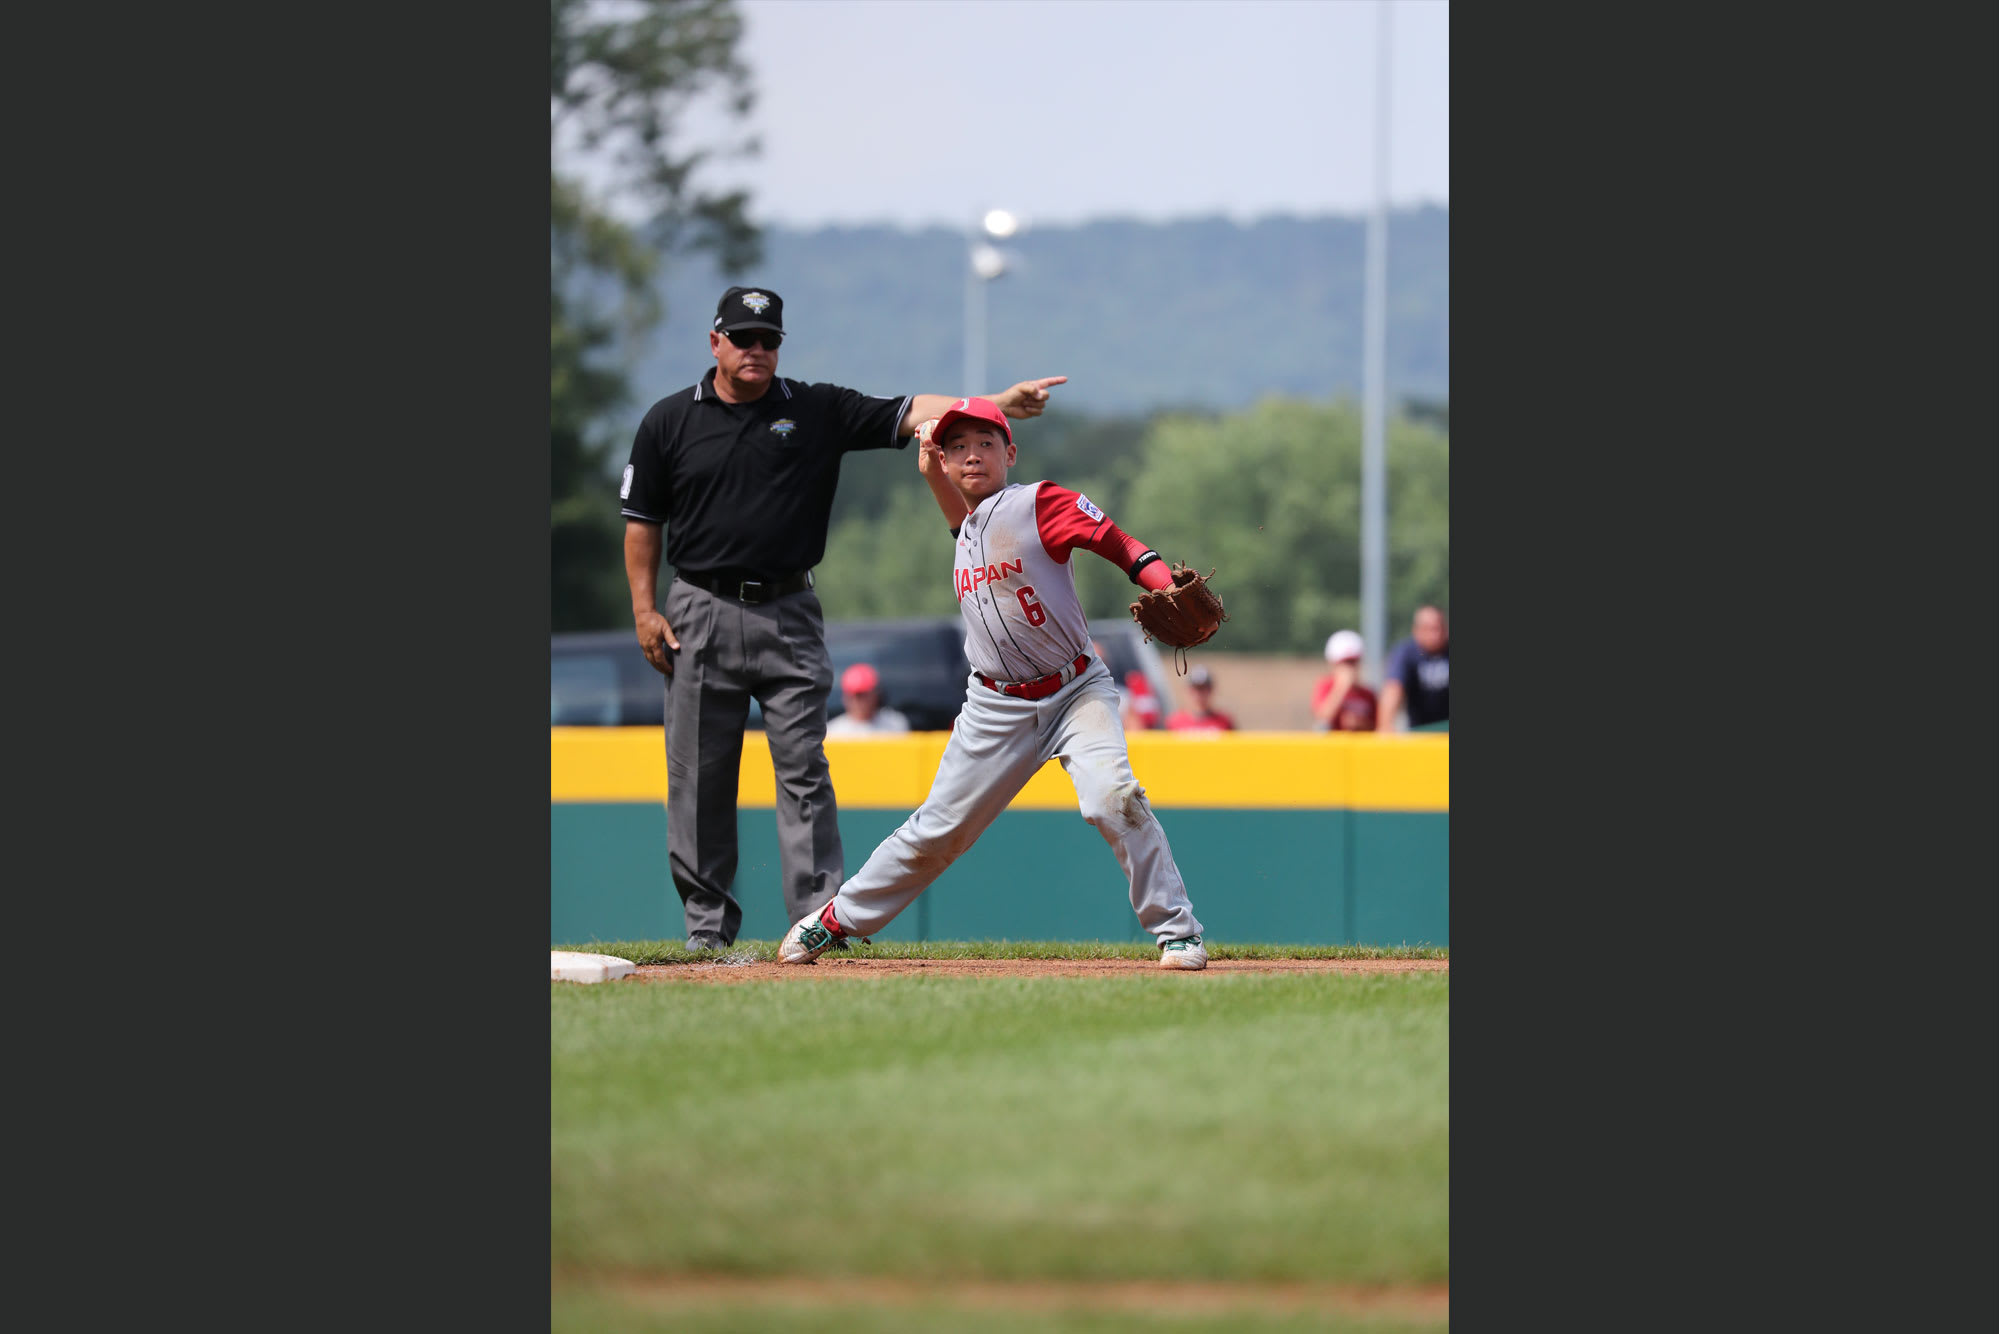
[1117,398,1447,654]
[824,410,1154,533]
[817,483,963,621]
[1401,395,1449,435]
[1383,414,1450,636]
[817,410,1163,623]
[820,398,1447,658]
[550,0,760,630]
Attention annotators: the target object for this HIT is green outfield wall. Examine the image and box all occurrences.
[551,729,1448,948]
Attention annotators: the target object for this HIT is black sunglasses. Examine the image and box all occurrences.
[723,329,783,351]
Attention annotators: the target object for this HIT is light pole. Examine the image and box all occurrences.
[1360,1,1392,693]
[964,208,1018,395]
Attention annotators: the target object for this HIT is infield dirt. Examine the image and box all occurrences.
[634,957,1448,984]
[572,1270,1450,1320]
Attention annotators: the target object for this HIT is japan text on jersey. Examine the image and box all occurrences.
[952,482,1096,682]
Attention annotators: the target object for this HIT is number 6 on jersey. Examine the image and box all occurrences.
[1016,585,1046,626]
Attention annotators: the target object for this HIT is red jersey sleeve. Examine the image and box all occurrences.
[1034,482,1153,575]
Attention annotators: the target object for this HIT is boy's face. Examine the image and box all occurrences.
[939,423,1016,503]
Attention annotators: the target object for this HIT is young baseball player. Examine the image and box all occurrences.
[779,396,1209,970]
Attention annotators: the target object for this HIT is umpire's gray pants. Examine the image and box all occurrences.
[662,577,843,943]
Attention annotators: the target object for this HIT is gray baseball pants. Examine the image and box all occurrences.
[823,658,1203,943]
[662,577,843,943]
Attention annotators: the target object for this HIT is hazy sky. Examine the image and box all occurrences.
[565,0,1448,231]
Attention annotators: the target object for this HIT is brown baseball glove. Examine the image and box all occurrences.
[1129,562,1228,650]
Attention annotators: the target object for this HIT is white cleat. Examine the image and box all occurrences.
[779,904,846,965]
[1158,935,1207,970]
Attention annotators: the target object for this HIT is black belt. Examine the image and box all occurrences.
[678,569,815,604]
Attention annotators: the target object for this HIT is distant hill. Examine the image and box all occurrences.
[606,206,1447,419]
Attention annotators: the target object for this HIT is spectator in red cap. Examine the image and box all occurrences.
[826,661,910,735]
[1165,665,1236,731]
[1119,669,1163,731]
[1312,629,1378,732]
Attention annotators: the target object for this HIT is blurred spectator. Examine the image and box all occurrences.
[826,662,911,735]
[1378,606,1449,732]
[1094,639,1130,721]
[1165,665,1237,731]
[1120,669,1162,731]
[1312,630,1378,732]
[1095,639,1151,731]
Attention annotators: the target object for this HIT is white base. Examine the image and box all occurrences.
[551,950,636,984]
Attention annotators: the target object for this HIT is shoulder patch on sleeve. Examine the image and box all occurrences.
[620,464,634,499]
[1075,493,1104,522]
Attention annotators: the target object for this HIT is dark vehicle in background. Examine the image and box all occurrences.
[553,617,1174,730]
[550,629,672,727]
[819,617,969,731]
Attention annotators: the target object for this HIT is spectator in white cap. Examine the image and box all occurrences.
[1311,629,1379,732]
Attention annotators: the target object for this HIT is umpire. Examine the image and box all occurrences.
[620,284,1065,950]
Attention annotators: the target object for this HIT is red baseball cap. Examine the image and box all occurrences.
[930,396,1012,446]
[841,662,880,693]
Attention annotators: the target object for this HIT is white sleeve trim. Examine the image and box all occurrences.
[620,508,665,523]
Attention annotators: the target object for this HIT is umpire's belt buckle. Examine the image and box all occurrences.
[715,570,812,603]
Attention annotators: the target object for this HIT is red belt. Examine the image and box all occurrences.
[977,654,1091,701]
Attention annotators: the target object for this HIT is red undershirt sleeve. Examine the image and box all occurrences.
[1129,554,1172,591]
[1034,482,1168,586]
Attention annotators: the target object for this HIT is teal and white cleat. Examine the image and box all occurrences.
[1158,935,1208,970]
[779,902,848,965]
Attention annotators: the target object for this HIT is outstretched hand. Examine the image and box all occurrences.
[914,418,940,475]
[992,376,1068,420]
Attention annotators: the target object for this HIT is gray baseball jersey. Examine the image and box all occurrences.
[953,479,1123,682]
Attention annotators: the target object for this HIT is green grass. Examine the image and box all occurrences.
[556,938,1451,965]
[552,964,1448,1330]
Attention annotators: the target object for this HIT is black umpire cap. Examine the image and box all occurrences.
[713,286,784,334]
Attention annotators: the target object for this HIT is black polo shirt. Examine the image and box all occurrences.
[619,370,911,579]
